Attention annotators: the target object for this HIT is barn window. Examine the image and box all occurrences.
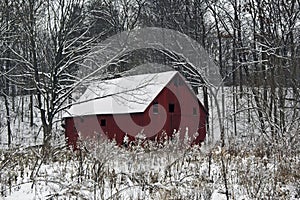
[153,102,158,114]
[100,119,106,126]
[193,107,197,116]
[169,103,175,113]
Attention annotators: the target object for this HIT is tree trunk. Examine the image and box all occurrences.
[30,94,34,127]
[28,0,51,146]
[4,95,12,147]
[203,86,209,133]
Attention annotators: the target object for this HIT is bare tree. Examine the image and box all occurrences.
[0,0,15,146]
[0,0,97,147]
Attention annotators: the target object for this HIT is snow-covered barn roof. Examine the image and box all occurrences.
[64,71,180,117]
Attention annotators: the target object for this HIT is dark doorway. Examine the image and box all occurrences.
[100,119,106,126]
[169,103,175,113]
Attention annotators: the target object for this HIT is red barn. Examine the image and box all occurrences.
[63,71,207,148]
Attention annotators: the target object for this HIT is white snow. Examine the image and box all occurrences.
[63,71,178,117]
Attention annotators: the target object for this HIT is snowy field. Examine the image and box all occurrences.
[0,87,299,199]
[1,141,299,200]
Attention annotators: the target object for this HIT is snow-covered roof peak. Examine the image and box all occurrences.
[64,71,178,117]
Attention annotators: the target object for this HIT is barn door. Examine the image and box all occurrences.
[169,103,175,133]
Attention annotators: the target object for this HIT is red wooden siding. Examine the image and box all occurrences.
[65,73,207,148]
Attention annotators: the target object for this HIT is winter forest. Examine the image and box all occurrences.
[0,0,299,199]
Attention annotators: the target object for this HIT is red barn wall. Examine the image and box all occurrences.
[65,73,207,147]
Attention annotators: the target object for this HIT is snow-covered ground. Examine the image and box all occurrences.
[1,141,298,199]
[0,87,299,199]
